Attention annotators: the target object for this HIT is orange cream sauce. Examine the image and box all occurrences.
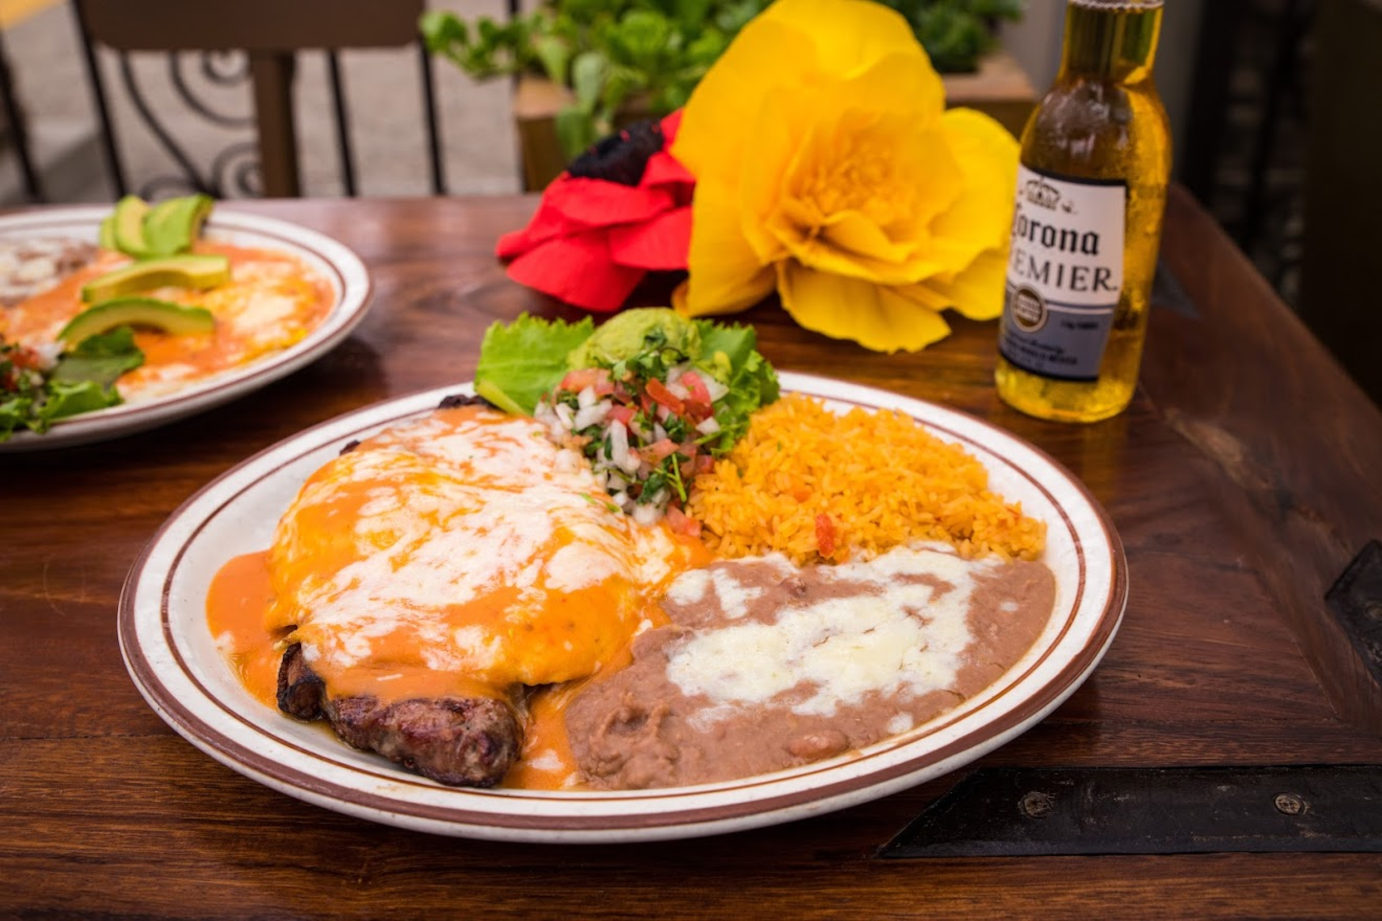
[206,550,284,708]
[0,241,332,401]
[206,405,711,789]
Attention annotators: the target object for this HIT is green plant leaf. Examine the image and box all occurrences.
[601,63,646,114]
[614,10,672,67]
[555,106,599,159]
[418,10,466,53]
[571,50,609,112]
[532,33,572,85]
[673,0,713,28]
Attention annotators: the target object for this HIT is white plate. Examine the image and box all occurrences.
[119,374,1127,842]
[0,206,371,451]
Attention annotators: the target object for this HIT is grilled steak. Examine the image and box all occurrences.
[275,645,522,787]
[324,695,522,787]
[275,643,325,720]
[437,393,495,410]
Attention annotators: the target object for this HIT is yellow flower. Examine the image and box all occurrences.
[672,0,1019,352]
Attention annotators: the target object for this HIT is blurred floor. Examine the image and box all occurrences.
[0,0,521,202]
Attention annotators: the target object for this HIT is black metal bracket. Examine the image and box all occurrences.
[1326,540,1382,690]
[881,765,1382,857]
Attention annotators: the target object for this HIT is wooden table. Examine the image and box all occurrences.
[4,189,1380,918]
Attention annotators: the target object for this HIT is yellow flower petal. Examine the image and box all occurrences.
[894,247,1010,320]
[679,179,776,317]
[672,18,816,190]
[771,202,949,286]
[673,0,1018,351]
[777,260,951,352]
[922,108,1021,275]
[760,0,938,89]
[737,85,811,265]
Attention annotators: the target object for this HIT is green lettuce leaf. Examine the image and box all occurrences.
[51,326,145,388]
[0,395,32,439]
[34,379,123,425]
[694,319,778,450]
[474,311,778,456]
[0,327,143,440]
[473,314,595,415]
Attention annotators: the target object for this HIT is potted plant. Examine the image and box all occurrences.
[422,0,1030,190]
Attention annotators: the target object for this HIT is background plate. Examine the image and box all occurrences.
[118,374,1127,842]
[0,206,371,451]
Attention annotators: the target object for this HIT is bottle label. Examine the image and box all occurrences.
[999,165,1126,382]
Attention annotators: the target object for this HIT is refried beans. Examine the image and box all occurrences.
[565,544,1055,789]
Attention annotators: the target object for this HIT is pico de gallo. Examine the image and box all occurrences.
[473,309,779,531]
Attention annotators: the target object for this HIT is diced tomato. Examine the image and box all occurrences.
[559,368,608,393]
[680,371,712,405]
[644,378,685,415]
[665,505,702,538]
[815,513,836,558]
[693,453,715,475]
[639,438,679,463]
[676,441,698,459]
[682,398,713,422]
[9,346,41,370]
[607,404,636,427]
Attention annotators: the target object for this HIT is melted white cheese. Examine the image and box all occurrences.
[664,545,996,718]
[277,411,679,685]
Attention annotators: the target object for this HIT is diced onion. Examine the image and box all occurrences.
[554,402,574,429]
[608,419,630,466]
[577,386,597,410]
[574,400,610,431]
[696,416,721,435]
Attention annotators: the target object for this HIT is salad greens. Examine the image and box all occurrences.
[473,314,595,416]
[472,309,778,527]
[475,309,777,435]
[0,328,144,441]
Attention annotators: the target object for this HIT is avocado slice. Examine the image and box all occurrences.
[98,216,117,250]
[112,195,151,256]
[80,253,230,303]
[58,297,215,345]
[144,194,214,256]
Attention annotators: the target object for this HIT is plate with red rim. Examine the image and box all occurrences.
[118,372,1127,842]
[0,206,371,452]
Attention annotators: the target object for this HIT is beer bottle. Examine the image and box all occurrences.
[995,0,1171,422]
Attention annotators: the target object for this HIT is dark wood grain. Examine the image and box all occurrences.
[2,189,1380,920]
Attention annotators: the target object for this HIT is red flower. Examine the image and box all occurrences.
[496,111,694,313]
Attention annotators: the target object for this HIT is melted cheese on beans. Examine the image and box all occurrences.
[663,546,991,719]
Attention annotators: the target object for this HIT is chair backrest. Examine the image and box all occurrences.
[73,0,443,197]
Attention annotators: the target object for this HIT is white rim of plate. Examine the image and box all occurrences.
[119,373,1128,843]
[0,206,372,451]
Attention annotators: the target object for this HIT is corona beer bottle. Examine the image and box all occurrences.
[995,0,1171,422]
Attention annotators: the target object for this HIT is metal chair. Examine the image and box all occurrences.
[72,0,445,198]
